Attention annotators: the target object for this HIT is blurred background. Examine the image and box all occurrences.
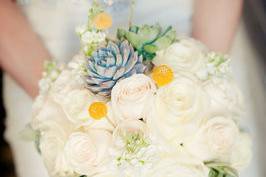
[0,0,265,177]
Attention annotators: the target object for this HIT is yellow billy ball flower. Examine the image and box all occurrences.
[151,65,174,87]
[93,12,113,30]
[89,102,108,120]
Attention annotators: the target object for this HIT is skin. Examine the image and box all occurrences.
[0,0,51,97]
[192,0,243,53]
[0,0,243,98]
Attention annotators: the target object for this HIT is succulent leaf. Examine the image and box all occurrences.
[86,40,146,97]
[117,24,176,60]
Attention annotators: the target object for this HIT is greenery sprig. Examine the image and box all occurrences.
[205,161,239,177]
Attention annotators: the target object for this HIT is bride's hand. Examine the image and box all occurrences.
[192,0,243,53]
[0,0,52,98]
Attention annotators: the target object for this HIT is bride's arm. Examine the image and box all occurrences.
[0,0,51,98]
[192,0,243,53]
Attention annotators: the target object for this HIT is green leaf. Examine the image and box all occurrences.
[129,25,139,33]
[88,0,104,20]
[117,28,127,40]
[117,24,176,61]
[153,28,176,49]
[143,44,158,53]
[205,161,239,177]
[136,24,161,43]
[125,32,145,50]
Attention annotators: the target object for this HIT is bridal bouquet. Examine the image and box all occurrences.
[30,2,252,177]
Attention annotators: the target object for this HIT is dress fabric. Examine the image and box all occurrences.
[4,0,263,177]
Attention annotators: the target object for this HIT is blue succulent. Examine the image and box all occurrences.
[86,40,146,97]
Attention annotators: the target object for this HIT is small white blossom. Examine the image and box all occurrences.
[75,24,87,36]
[81,31,106,45]
[196,52,231,80]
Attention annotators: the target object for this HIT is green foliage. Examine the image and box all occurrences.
[43,61,62,81]
[19,124,41,154]
[116,133,150,166]
[88,1,104,21]
[124,133,149,154]
[205,161,239,177]
[34,130,41,154]
[87,0,104,29]
[117,24,176,60]
[207,52,228,67]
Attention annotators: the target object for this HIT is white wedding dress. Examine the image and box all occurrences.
[4,0,264,177]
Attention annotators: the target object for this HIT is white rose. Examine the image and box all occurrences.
[51,70,84,102]
[152,38,207,74]
[59,88,114,130]
[64,130,112,176]
[111,74,156,122]
[146,157,208,177]
[231,133,252,170]
[32,97,75,176]
[148,75,209,147]
[203,77,244,118]
[113,119,147,139]
[187,116,239,161]
[39,121,73,177]
[60,89,94,124]
[32,96,74,132]
[47,69,114,130]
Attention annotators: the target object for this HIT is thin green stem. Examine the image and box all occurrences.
[129,0,136,28]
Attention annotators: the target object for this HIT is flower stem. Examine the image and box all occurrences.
[129,0,136,28]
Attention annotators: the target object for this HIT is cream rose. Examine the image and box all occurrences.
[39,68,114,130]
[32,95,74,132]
[152,38,207,74]
[113,119,147,139]
[64,130,112,176]
[59,88,113,130]
[148,75,209,147]
[111,74,156,122]
[32,97,75,176]
[204,77,244,117]
[39,121,73,177]
[187,116,239,161]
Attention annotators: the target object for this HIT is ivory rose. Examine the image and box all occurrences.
[187,116,239,162]
[152,38,207,74]
[203,77,244,117]
[111,74,156,122]
[32,98,76,177]
[40,69,114,130]
[64,130,112,176]
[148,74,209,147]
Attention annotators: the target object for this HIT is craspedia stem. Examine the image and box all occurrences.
[129,0,136,28]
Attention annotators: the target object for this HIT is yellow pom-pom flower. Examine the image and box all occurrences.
[88,102,108,120]
[151,65,174,87]
[93,12,113,30]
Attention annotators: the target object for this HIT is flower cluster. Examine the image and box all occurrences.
[32,3,252,177]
